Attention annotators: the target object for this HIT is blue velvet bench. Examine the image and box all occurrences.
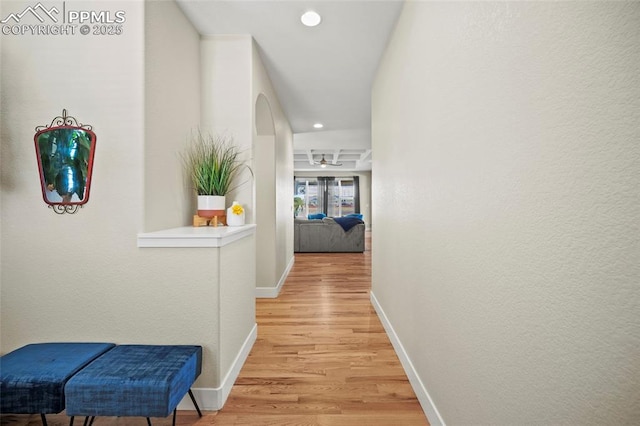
[0,342,116,425]
[65,345,202,426]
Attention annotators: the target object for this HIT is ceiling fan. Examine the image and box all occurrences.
[314,154,342,168]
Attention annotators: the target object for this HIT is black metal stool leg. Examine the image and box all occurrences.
[88,416,95,426]
[172,409,177,426]
[188,389,202,417]
[146,417,152,426]
[69,415,74,426]
[40,413,48,426]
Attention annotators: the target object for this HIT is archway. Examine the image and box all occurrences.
[254,94,277,292]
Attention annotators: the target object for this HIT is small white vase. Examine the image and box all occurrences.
[197,195,225,218]
[226,201,245,227]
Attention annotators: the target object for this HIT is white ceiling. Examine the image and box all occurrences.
[175,0,403,172]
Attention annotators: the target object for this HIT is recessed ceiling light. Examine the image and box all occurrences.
[301,11,322,27]
[313,123,324,129]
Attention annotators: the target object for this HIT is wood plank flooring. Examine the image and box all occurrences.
[1,231,428,425]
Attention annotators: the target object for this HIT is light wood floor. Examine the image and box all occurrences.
[1,231,428,425]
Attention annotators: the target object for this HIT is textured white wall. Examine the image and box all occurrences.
[254,132,277,288]
[252,42,294,292]
[274,102,294,286]
[219,234,256,380]
[0,0,251,392]
[372,2,640,424]
[144,0,200,231]
[200,36,254,218]
[0,0,145,355]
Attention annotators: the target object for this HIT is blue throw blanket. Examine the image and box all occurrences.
[333,216,364,232]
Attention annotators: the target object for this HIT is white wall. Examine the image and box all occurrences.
[0,0,253,397]
[252,42,294,295]
[372,2,640,425]
[200,35,254,218]
[253,131,277,290]
[1,0,146,355]
[198,36,294,296]
[144,0,200,230]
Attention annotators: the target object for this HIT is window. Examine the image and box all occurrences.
[294,176,360,218]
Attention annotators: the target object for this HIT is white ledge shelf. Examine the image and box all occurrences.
[137,224,256,248]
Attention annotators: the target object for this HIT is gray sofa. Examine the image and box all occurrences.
[294,217,365,253]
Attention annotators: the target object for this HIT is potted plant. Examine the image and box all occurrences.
[182,131,245,220]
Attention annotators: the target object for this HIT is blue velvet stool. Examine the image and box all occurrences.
[0,342,116,425]
[65,345,202,425]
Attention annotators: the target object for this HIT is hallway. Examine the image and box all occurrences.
[0,233,428,426]
[212,232,428,424]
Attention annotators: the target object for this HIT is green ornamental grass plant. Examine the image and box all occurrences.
[183,131,245,196]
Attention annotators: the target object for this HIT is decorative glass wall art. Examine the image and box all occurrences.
[34,110,96,214]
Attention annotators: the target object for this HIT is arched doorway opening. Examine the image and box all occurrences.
[254,94,277,291]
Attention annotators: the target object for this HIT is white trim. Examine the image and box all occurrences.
[370,291,446,426]
[255,255,294,298]
[137,225,256,248]
[177,323,257,411]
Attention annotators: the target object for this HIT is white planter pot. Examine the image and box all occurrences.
[197,195,225,218]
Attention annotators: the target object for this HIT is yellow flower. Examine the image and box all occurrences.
[232,204,244,215]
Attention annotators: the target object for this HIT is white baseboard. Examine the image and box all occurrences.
[177,323,257,411]
[370,291,446,426]
[255,255,294,298]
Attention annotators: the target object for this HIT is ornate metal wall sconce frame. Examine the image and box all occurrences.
[34,110,97,214]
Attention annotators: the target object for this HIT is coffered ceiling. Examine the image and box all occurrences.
[176,0,404,172]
